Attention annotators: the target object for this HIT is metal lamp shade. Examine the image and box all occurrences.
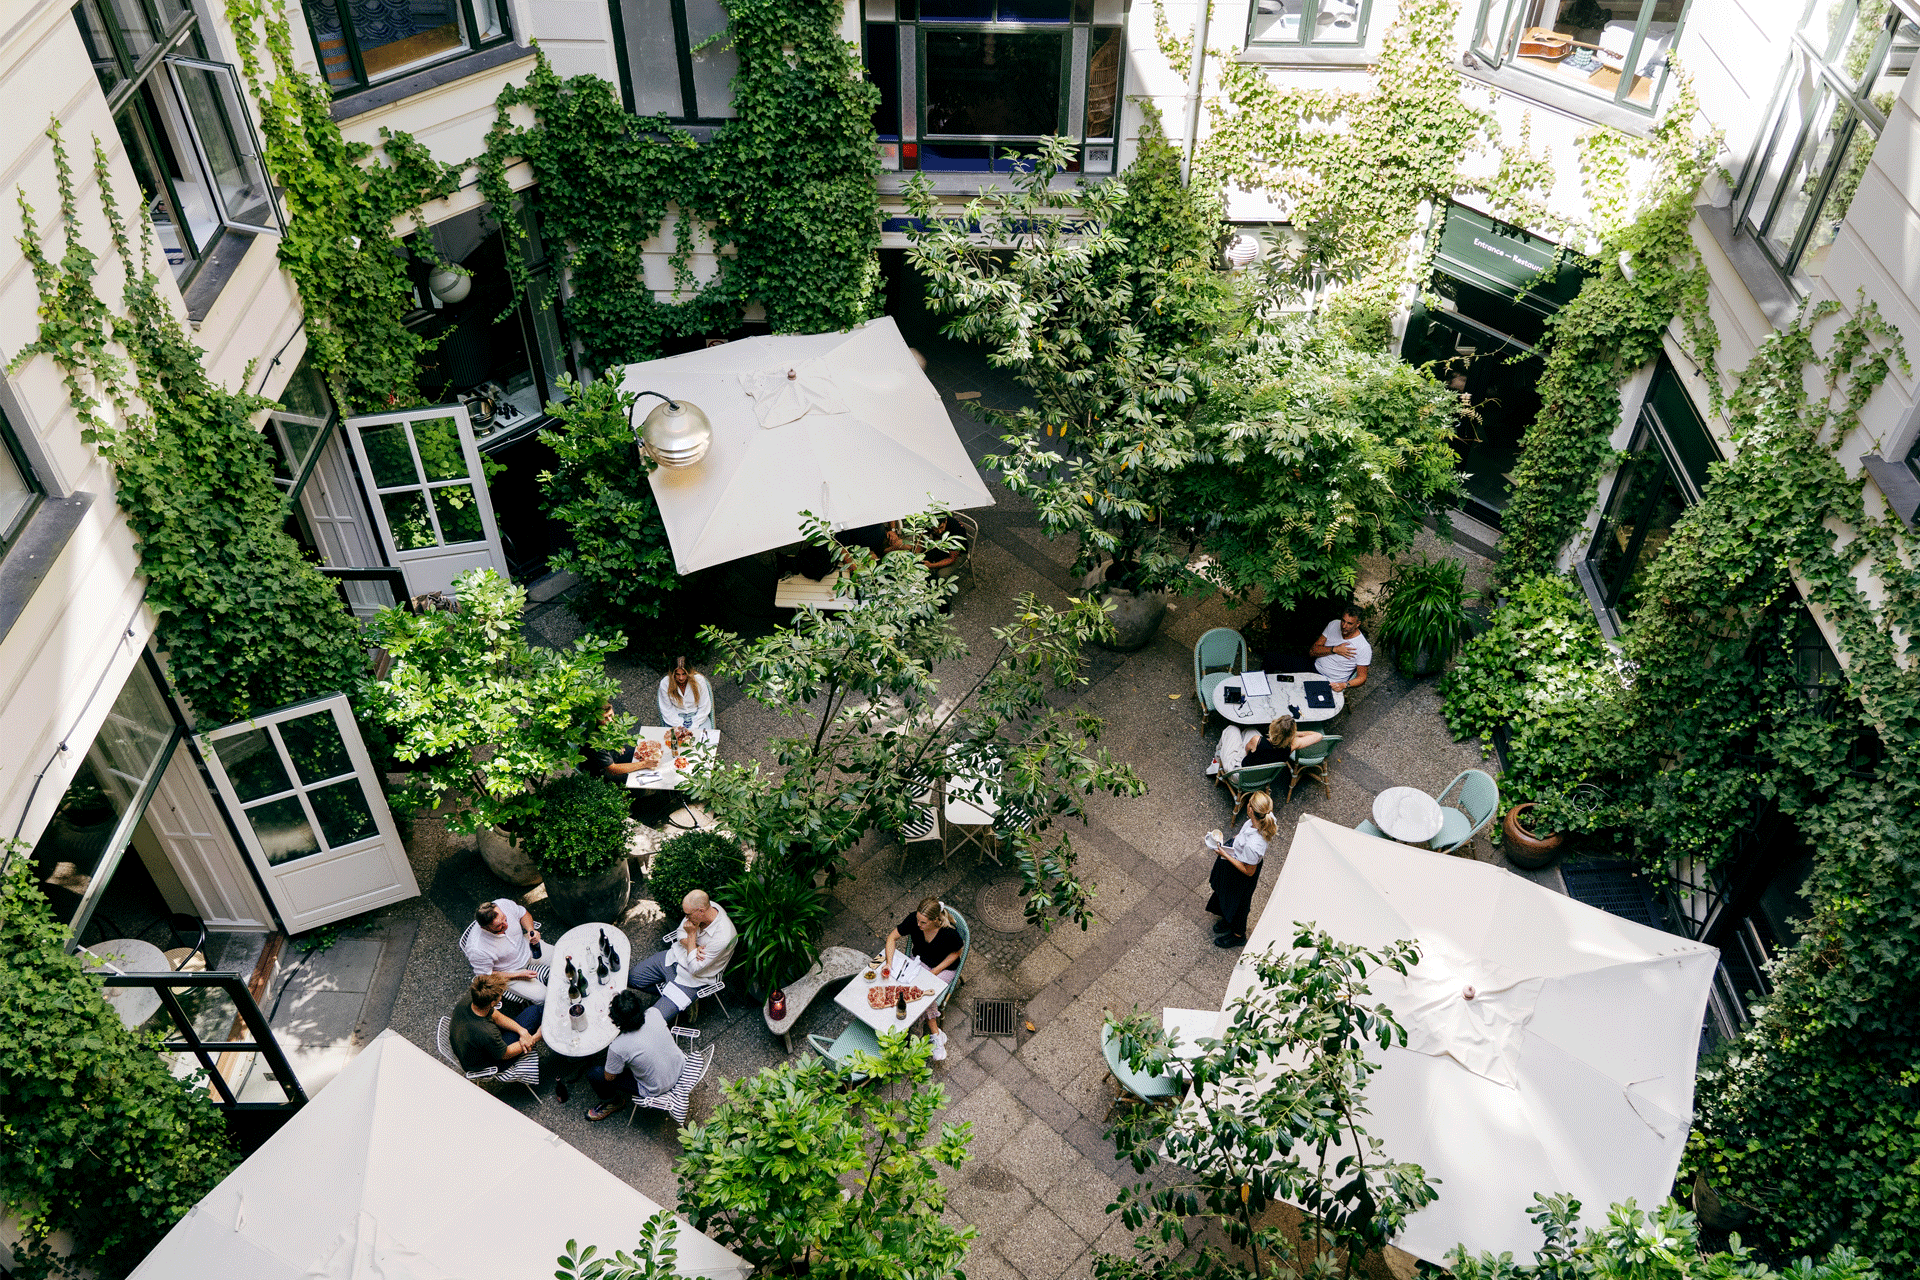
[638,399,712,468]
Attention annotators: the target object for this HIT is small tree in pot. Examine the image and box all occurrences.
[1376,554,1476,678]
[523,773,637,926]
[358,568,631,885]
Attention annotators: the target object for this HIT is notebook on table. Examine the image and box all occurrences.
[1241,670,1272,697]
[1303,680,1336,709]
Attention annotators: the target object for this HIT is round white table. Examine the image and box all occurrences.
[541,923,631,1057]
[1372,787,1445,844]
[82,938,169,1028]
[1212,672,1345,725]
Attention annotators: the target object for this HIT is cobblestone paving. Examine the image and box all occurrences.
[361,312,1546,1280]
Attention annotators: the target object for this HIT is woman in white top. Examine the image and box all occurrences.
[1205,790,1278,948]
[656,655,714,733]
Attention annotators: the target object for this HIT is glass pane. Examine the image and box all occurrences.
[1253,0,1306,42]
[920,0,994,15]
[174,63,276,228]
[135,82,220,266]
[116,108,195,280]
[73,0,124,95]
[473,0,507,40]
[353,0,466,81]
[91,668,176,803]
[244,794,322,864]
[106,0,157,61]
[1831,0,1891,84]
[1743,73,1812,238]
[429,483,485,543]
[151,0,191,30]
[1799,123,1874,278]
[867,23,901,136]
[309,777,378,847]
[999,0,1072,17]
[277,355,333,419]
[271,416,325,481]
[684,0,739,118]
[618,0,685,116]
[0,412,33,542]
[1763,92,1850,265]
[925,31,1064,137]
[309,0,357,89]
[408,416,469,481]
[1864,19,1918,118]
[1087,28,1121,139]
[360,423,420,487]
[279,712,353,785]
[1312,0,1365,42]
[382,490,440,550]
[1509,0,1681,107]
[1801,0,1848,54]
[217,728,295,802]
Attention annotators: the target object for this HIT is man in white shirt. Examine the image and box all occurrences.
[1309,605,1372,693]
[624,890,736,1018]
[462,898,546,1005]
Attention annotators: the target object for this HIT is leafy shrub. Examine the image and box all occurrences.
[525,773,635,879]
[1376,554,1475,675]
[1441,573,1612,744]
[723,864,831,993]
[648,830,746,918]
[0,858,239,1278]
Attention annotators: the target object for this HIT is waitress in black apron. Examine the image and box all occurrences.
[1206,790,1277,948]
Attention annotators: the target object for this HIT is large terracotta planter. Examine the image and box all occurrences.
[477,826,543,887]
[542,860,632,928]
[1082,565,1168,652]
[1501,803,1564,870]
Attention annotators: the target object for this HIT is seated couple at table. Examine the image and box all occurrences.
[585,988,686,1122]
[450,972,543,1072]
[1266,604,1372,695]
[883,898,963,1060]
[1206,713,1322,778]
[624,890,736,1019]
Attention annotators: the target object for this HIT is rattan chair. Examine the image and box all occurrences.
[1286,734,1342,802]
[435,1015,541,1102]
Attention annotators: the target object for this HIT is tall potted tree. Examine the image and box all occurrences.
[522,772,637,925]
[358,568,630,885]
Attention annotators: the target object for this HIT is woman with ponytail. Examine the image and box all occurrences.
[1204,790,1278,948]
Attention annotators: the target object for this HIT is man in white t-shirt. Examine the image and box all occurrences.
[1309,605,1372,693]
[462,898,546,1005]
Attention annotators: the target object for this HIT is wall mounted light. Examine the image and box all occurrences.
[427,265,471,305]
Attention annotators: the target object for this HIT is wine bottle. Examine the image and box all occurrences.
[895,989,908,1020]
[596,955,609,985]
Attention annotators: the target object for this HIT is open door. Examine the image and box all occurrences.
[343,404,507,598]
[198,694,419,933]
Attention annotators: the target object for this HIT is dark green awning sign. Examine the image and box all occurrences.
[1433,204,1587,312]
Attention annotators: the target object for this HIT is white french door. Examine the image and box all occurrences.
[147,746,273,931]
[343,403,507,598]
[198,694,419,933]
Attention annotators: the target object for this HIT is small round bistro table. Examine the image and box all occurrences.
[82,939,169,1029]
[541,924,631,1058]
[1372,787,1445,845]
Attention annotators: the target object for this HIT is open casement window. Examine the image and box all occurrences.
[1471,0,1690,114]
[343,403,507,599]
[198,694,419,933]
[1737,0,1918,286]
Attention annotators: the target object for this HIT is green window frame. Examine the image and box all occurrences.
[1469,0,1691,115]
[298,0,513,97]
[1736,0,1919,287]
[1247,0,1374,47]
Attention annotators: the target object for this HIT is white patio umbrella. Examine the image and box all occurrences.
[128,1031,748,1280]
[623,316,995,574]
[1214,815,1717,1265]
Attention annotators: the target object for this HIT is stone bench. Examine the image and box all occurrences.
[765,946,869,1052]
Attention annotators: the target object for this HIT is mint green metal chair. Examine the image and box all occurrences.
[1193,628,1249,729]
[1286,734,1342,802]
[1429,769,1500,856]
[1101,1021,1181,1116]
[1222,760,1289,820]
[809,1020,883,1082]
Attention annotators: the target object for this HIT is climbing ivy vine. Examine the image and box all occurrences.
[226,0,463,412]
[11,125,366,724]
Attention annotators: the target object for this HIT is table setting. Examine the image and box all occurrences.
[834,951,946,1033]
[625,725,720,792]
[541,923,631,1057]
[1212,671,1345,725]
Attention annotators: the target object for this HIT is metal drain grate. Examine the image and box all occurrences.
[1562,861,1666,931]
[972,997,1023,1038]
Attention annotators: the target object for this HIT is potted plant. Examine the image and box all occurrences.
[647,830,747,918]
[522,773,637,925]
[358,568,631,885]
[1500,803,1565,869]
[723,862,832,1000]
[1377,555,1476,678]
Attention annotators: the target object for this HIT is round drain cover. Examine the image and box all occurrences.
[973,879,1031,934]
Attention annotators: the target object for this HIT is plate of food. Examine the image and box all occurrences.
[666,725,696,748]
[866,985,932,1010]
[633,740,664,770]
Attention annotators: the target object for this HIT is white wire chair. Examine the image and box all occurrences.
[628,1031,714,1126]
[435,1015,541,1103]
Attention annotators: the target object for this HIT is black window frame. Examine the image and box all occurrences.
[860,0,1126,175]
[1469,0,1692,117]
[298,0,514,98]
[1735,0,1919,288]
[0,398,46,562]
[607,0,739,124]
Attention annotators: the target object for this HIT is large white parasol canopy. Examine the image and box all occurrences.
[624,316,995,574]
[1215,815,1717,1265]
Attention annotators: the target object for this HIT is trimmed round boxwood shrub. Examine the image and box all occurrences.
[649,830,746,915]
[523,773,635,879]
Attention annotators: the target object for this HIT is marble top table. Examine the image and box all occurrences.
[835,952,945,1033]
[1160,1007,1219,1064]
[1372,787,1446,844]
[82,938,169,1029]
[626,726,719,792]
[541,923,630,1057]
[1212,672,1345,725]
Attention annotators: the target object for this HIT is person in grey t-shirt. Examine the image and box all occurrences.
[586,989,686,1121]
